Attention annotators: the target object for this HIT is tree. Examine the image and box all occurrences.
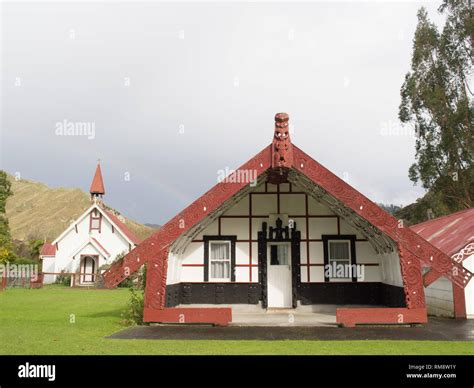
[0,171,14,263]
[399,1,473,216]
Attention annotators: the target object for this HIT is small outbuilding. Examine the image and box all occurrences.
[412,208,474,319]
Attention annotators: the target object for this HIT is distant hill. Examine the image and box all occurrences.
[145,223,161,229]
[5,173,157,242]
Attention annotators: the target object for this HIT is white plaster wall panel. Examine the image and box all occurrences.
[361,266,382,282]
[252,217,267,240]
[251,267,259,283]
[223,196,249,216]
[355,242,379,264]
[251,243,259,265]
[425,276,454,317]
[235,266,249,282]
[253,182,266,192]
[299,243,308,264]
[180,266,204,282]
[166,252,180,284]
[251,194,277,215]
[280,183,290,192]
[194,219,218,239]
[308,218,338,239]
[339,220,364,239]
[300,266,308,283]
[235,243,250,265]
[266,183,278,192]
[280,193,306,215]
[291,218,307,239]
[308,242,324,264]
[309,266,325,282]
[181,242,203,265]
[307,197,335,216]
[220,218,249,239]
[464,254,474,317]
[41,257,56,284]
[380,251,403,287]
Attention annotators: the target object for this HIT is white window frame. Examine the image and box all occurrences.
[208,240,232,282]
[327,239,351,279]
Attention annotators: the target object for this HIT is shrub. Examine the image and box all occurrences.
[121,288,144,326]
[55,271,71,287]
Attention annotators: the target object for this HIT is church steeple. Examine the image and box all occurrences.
[89,161,105,202]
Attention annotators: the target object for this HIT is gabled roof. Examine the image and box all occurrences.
[103,113,472,306]
[70,237,111,259]
[411,208,474,257]
[90,163,105,195]
[40,243,56,257]
[52,203,141,247]
[102,208,141,245]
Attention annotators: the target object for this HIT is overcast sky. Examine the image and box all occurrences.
[1,1,446,225]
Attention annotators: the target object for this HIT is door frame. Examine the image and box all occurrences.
[80,255,98,284]
[258,218,301,309]
[267,242,292,308]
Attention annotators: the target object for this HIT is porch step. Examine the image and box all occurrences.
[230,312,338,327]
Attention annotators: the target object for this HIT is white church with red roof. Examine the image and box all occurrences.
[40,164,141,285]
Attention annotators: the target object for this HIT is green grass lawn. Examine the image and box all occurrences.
[0,286,473,355]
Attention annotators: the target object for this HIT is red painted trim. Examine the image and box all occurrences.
[218,214,338,219]
[182,263,259,268]
[277,183,280,213]
[104,123,471,326]
[300,263,380,266]
[293,144,470,291]
[337,307,427,327]
[80,254,98,283]
[305,194,310,282]
[249,191,253,282]
[453,284,467,319]
[143,307,232,326]
[192,238,365,243]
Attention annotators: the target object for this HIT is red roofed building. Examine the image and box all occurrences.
[102,113,472,327]
[412,208,474,319]
[40,163,141,285]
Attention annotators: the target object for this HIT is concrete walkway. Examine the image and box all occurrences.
[108,317,474,341]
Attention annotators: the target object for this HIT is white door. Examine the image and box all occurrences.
[267,243,292,308]
[82,256,96,283]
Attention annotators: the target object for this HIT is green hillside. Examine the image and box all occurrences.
[5,174,156,242]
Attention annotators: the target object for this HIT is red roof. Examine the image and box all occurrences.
[102,207,141,245]
[411,208,474,256]
[90,163,105,195]
[103,113,472,309]
[40,243,56,257]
